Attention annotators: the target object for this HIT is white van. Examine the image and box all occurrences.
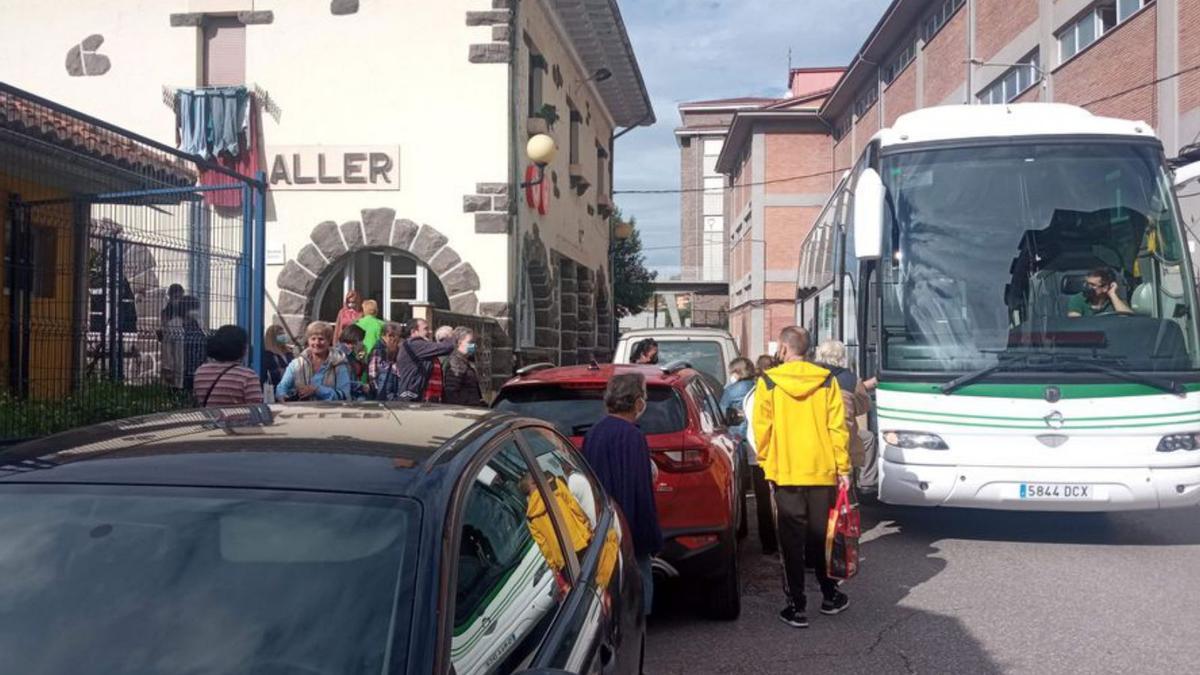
[614,328,740,385]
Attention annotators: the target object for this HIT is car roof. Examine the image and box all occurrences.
[500,363,697,388]
[618,327,734,339]
[0,403,514,498]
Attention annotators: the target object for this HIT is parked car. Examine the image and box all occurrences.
[614,327,740,386]
[494,362,745,620]
[0,403,643,675]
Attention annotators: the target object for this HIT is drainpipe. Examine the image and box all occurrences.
[507,0,521,368]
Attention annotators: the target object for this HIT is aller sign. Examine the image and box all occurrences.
[267,146,400,191]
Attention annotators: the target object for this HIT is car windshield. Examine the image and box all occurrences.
[654,340,726,383]
[494,385,686,436]
[0,485,417,675]
[880,141,1200,374]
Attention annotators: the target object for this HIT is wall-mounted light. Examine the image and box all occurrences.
[521,133,557,188]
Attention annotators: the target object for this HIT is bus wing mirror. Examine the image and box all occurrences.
[853,168,884,260]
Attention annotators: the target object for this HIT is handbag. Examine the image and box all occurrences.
[825,482,861,580]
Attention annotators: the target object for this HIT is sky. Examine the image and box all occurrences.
[613,0,892,277]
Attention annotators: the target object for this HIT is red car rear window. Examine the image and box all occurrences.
[494,385,686,437]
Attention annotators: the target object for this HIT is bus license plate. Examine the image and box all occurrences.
[1019,483,1092,500]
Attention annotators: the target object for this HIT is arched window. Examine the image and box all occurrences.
[314,249,448,323]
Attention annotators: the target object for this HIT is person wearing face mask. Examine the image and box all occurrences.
[262,324,295,391]
[442,327,486,406]
[754,326,851,629]
[1067,267,1133,317]
[581,372,662,617]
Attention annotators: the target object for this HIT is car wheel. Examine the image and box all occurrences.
[705,541,741,621]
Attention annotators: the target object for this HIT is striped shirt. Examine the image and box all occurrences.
[193,362,264,407]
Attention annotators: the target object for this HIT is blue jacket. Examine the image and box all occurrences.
[720,379,755,442]
[582,416,662,557]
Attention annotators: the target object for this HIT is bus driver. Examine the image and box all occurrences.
[1067,268,1133,318]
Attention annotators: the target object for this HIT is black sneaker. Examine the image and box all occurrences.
[778,605,809,628]
[820,591,850,615]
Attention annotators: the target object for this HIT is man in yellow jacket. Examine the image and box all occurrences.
[753,326,851,629]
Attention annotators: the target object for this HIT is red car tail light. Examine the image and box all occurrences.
[675,534,718,550]
[653,443,712,472]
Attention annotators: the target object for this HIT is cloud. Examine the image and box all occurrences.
[613,0,891,274]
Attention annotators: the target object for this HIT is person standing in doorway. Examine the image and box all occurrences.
[393,318,456,401]
[581,372,662,616]
[333,289,362,344]
[754,326,851,629]
[442,327,485,406]
[193,325,264,407]
[355,299,387,355]
[424,325,454,403]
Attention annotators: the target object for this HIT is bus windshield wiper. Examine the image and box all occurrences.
[940,353,1047,395]
[1049,355,1186,397]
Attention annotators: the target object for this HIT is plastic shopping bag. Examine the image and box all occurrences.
[825,482,861,580]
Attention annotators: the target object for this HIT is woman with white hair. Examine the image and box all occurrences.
[813,340,876,490]
[276,321,352,402]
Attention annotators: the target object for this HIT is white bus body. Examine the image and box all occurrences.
[796,104,1200,511]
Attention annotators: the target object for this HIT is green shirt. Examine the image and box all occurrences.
[1067,293,1112,317]
[356,315,386,354]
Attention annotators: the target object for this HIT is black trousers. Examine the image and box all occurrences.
[751,466,777,553]
[771,484,838,611]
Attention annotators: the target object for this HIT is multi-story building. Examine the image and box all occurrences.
[714,0,1199,356]
[0,0,652,387]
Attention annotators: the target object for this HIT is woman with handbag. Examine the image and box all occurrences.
[192,325,263,407]
[277,321,352,402]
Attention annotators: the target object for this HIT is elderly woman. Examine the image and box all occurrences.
[277,321,352,402]
[442,327,485,406]
[813,340,875,489]
[368,321,407,401]
[581,372,662,616]
[192,325,264,407]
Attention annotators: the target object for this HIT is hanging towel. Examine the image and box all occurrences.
[200,95,262,209]
[174,86,250,158]
[177,89,209,157]
[211,87,247,157]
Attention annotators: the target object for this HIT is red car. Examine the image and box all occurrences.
[494,361,745,619]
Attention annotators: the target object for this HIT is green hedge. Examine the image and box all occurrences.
[0,380,191,442]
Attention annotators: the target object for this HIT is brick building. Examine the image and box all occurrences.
[713,0,1199,356]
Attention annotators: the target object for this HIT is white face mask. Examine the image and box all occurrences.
[635,397,647,420]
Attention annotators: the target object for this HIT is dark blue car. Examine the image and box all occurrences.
[0,403,644,674]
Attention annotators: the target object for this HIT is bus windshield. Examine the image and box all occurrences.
[880,141,1200,375]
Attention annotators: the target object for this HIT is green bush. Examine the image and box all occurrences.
[0,380,191,442]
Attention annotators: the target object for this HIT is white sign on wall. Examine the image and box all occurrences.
[265,243,286,265]
[267,145,400,191]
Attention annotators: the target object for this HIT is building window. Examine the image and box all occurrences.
[567,100,581,165]
[1058,0,1147,63]
[978,51,1041,104]
[201,16,245,86]
[832,115,851,142]
[517,272,536,348]
[596,142,609,203]
[881,37,917,85]
[922,0,965,43]
[854,84,878,119]
[527,46,546,117]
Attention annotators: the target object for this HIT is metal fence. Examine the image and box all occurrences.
[1,81,266,443]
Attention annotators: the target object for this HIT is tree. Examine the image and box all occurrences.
[610,211,657,318]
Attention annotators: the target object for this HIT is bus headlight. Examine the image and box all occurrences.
[882,430,949,450]
[1156,433,1200,452]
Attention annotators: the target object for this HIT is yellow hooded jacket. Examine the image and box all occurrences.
[752,360,850,486]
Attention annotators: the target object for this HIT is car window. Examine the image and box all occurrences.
[494,385,686,436]
[0,485,417,675]
[696,378,727,429]
[688,381,718,432]
[521,426,603,532]
[655,340,725,383]
[450,439,570,675]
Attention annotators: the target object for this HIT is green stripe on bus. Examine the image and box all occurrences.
[877,405,1200,423]
[877,381,1200,399]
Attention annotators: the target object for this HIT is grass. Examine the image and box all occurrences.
[0,379,191,443]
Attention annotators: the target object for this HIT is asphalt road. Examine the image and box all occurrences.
[645,494,1200,674]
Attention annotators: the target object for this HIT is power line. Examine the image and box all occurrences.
[614,168,840,195]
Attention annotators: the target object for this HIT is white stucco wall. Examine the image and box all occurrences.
[0,0,510,322]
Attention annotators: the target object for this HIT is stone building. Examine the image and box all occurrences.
[0,0,653,389]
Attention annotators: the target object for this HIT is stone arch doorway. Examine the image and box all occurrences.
[274,208,480,335]
[310,248,450,324]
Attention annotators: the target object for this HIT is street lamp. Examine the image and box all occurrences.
[521,133,557,188]
[609,219,633,349]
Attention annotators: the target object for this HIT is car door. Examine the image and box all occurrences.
[517,425,639,675]
[443,435,578,675]
[687,378,739,518]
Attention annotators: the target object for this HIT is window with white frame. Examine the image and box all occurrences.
[313,250,447,324]
[978,51,1041,104]
[923,0,965,42]
[881,37,917,85]
[854,84,878,119]
[1058,0,1148,63]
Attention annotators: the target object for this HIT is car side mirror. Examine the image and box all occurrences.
[724,406,744,427]
[853,167,884,260]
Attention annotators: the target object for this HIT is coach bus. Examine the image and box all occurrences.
[796,103,1200,511]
